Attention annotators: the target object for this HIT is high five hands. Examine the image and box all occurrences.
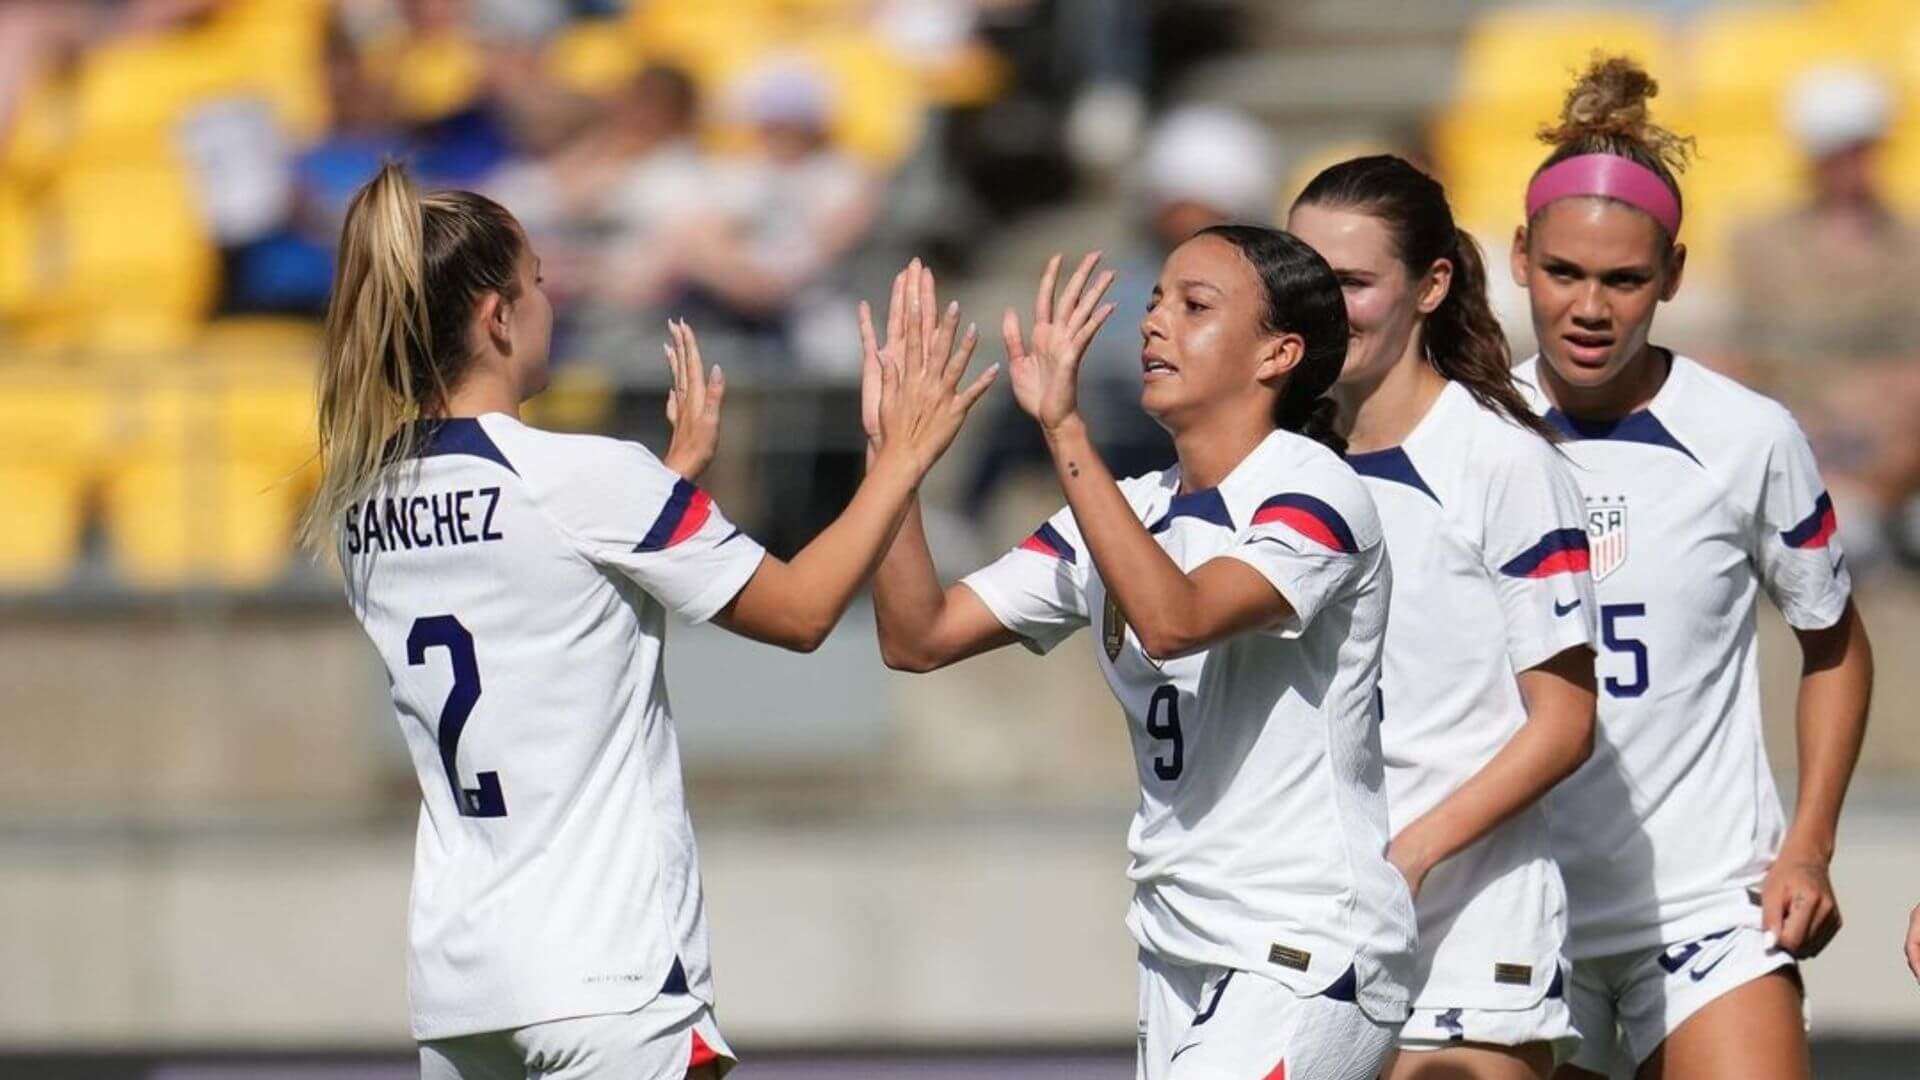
[1003,252,1118,435]
[856,258,1000,477]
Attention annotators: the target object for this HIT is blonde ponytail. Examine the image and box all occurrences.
[300,163,524,552]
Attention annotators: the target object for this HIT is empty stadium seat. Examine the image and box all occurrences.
[1451,8,1677,125]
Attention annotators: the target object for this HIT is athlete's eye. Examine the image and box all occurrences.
[1185,300,1207,313]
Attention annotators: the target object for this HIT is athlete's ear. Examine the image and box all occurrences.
[1418,257,1453,316]
[1255,331,1305,384]
[1660,241,1687,302]
[479,290,511,354]
[1509,226,1530,288]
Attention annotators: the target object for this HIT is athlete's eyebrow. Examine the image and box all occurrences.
[1177,278,1222,296]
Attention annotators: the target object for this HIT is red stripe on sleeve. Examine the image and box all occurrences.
[665,489,713,548]
[1522,547,1591,578]
[1254,505,1342,552]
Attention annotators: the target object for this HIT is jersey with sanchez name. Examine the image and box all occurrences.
[339,414,766,1040]
[1348,379,1597,1011]
[1514,355,1851,959]
[962,429,1417,1021]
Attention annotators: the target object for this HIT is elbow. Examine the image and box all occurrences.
[779,614,835,654]
[1134,626,1197,664]
[878,637,943,673]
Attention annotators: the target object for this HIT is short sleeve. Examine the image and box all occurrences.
[1222,493,1371,639]
[960,510,1090,655]
[1484,446,1601,672]
[1754,417,1851,630]
[533,439,766,624]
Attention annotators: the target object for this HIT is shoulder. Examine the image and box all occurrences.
[1240,433,1381,553]
[481,416,681,502]
[1657,356,1803,467]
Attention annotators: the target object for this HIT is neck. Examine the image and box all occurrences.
[1337,338,1448,453]
[1170,404,1275,493]
[1539,343,1670,421]
[441,369,522,420]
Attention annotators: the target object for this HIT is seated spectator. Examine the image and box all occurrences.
[488,63,711,363]
[671,55,881,375]
[964,104,1277,515]
[1730,66,1920,570]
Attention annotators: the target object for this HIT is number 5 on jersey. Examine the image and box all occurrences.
[408,614,508,817]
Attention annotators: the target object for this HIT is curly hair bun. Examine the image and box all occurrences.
[1538,54,1694,176]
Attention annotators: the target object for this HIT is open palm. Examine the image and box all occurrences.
[1003,252,1116,433]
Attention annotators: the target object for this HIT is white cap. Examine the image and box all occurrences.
[1786,65,1893,158]
[732,54,835,129]
[1138,105,1278,221]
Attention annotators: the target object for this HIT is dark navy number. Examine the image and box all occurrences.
[407,614,507,817]
[1146,685,1183,781]
[1600,603,1649,699]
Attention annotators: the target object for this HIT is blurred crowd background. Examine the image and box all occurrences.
[2,0,1918,1070]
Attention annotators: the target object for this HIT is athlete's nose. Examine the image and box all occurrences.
[1570,281,1609,327]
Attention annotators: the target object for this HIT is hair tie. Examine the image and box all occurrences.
[1525,153,1680,237]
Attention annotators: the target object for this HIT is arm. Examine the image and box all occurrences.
[1388,647,1597,897]
[862,266,1022,671]
[1008,252,1293,659]
[711,263,999,652]
[1761,600,1872,957]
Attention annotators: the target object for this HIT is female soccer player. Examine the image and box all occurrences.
[307,163,996,1079]
[1288,155,1599,1079]
[868,233,1417,1079]
[1505,59,1874,1079]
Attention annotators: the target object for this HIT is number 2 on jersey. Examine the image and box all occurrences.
[407,615,508,818]
[1146,685,1183,781]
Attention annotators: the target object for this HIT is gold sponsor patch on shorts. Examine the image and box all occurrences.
[1268,943,1311,971]
[1493,962,1533,986]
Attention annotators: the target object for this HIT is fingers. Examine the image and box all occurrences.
[902,260,923,380]
[944,322,978,390]
[930,300,960,376]
[1034,253,1061,326]
[1906,906,1920,981]
[1054,251,1102,328]
[1760,877,1789,938]
[955,363,1001,412]
[1066,267,1114,334]
[858,299,881,366]
[675,320,706,413]
[1072,302,1118,352]
[1803,902,1841,958]
[919,263,939,351]
[886,269,906,352]
[663,343,680,424]
[704,363,725,419]
[1777,892,1815,955]
[1001,307,1026,363]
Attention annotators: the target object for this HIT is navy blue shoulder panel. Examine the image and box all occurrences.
[415,418,519,475]
[1148,487,1234,534]
[1346,446,1440,504]
[1544,408,1700,466]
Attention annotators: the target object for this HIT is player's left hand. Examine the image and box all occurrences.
[1760,848,1842,958]
[1004,251,1116,435]
[661,319,726,481]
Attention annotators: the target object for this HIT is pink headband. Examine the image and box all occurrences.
[1525,153,1681,237]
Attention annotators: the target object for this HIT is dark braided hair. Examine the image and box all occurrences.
[1194,224,1350,455]
[1295,154,1558,442]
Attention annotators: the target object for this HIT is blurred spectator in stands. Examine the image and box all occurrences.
[1730,66,1920,571]
[964,104,1276,516]
[489,63,709,364]
[671,54,880,375]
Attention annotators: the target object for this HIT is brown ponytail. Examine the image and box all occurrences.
[1293,153,1557,442]
[299,162,525,550]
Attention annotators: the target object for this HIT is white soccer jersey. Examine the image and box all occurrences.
[962,429,1418,1021]
[1514,355,1851,959]
[1348,380,1598,1012]
[338,414,766,1040]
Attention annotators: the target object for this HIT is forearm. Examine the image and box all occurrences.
[871,498,951,667]
[1394,710,1591,875]
[1042,417,1201,656]
[1784,606,1873,859]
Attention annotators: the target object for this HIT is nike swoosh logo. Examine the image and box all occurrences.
[1554,598,1581,617]
[1169,1044,1200,1063]
[1689,952,1730,982]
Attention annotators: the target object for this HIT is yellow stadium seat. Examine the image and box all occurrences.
[1452,8,1678,124]
[0,464,88,588]
[1430,111,1553,236]
[196,317,322,366]
[546,19,648,98]
[808,29,925,167]
[216,370,318,478]
[521,365,615,433]
[102,454,295,589]
[43,164,218,352]
[1687,5,1891,129]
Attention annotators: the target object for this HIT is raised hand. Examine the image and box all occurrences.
[660,319,726,481]
[867,259,999,477]
[857,269,907,447]
[1003,252,1117,434]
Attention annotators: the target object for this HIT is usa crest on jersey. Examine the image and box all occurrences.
[1586,497,1628,582]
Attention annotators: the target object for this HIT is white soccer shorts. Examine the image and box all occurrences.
[1563,924,1802,1074]
[419,993,734,1080]
[1396,964,1580,1065]
[1137,948,1401,1080]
